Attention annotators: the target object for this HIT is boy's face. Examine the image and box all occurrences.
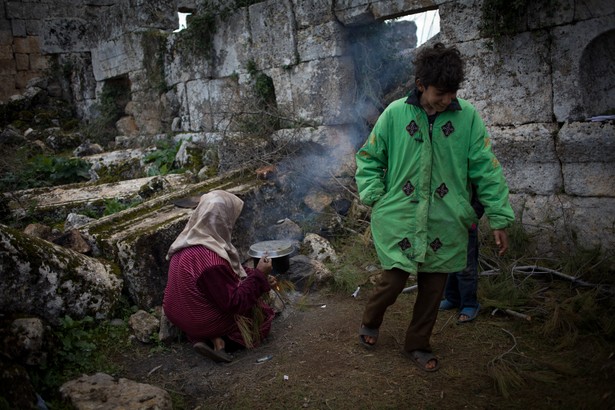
[417,81,457,114]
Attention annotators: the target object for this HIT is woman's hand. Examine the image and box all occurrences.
[256,255,273,275]
[268,275,278,289]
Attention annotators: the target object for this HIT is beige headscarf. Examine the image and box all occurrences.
[167,190,247,278]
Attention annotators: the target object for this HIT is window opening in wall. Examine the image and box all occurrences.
[391,9,440,47]
[174,12,192,32]
[580,29,615,121]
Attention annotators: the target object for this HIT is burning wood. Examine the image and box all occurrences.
[256,165,276,180]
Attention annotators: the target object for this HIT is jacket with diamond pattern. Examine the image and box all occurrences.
[355,90,514,274]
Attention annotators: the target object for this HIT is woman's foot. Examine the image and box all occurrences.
[212,337,225,351]
[193,338,233,363]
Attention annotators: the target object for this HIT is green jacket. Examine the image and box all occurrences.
[355,91,514,274]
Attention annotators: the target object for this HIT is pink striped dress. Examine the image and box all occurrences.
[163,245,274,346]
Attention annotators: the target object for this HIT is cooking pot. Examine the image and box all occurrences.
[248,240,294,274]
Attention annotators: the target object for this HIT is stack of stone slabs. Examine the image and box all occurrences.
[5,174,188,222]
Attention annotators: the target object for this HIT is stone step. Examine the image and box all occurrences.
[5,173,189,222]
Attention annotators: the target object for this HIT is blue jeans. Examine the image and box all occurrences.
[443,227,479,309]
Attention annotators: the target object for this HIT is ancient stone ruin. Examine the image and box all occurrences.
[0,0,614,407]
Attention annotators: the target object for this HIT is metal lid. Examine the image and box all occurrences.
[248,240,294,258]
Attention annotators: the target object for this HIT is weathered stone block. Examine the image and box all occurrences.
[249,0,297,70]
[288,56,356,125]
[370,0,435,20]
[40,18,90,54]
[562,162,615,197]
[439,0,481,42]
[29,53,48,70]
[556,121,615,197]
[0,31,12,43]
[125,88,164,135]
[291,0,335,28]
[12,36,39,54]
[5,2,25,19]
[10,19,26,37]
[0,224,123,325]
[91,32,145,81]
[15,70,40,89]
[297,21,348,62]
[14,53,29,70]
[573,0,615,21]
[334,0,374,26]
[556,121,615,163]
[458,35,552,125]
[165,34,213,87]
[527,0,574,29]
[0,45,12,60]
[489,123,562,195]
[510,194,615,253]
[25,19,42,36]
[0,59,16,75]
[212,7,250,78]
[185,78,213,131]
[0,75,18,100]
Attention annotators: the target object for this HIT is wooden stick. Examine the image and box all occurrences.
[504,309,531,321]
[402,285,417,294]
[491,308,531,321]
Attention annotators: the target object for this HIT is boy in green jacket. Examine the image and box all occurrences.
[355,43,514,371]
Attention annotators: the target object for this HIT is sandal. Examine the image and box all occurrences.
[358,325,379,350]
[439,299,457,311]
[457,304,480,324]
[406,349,440,372]
[193,342,233,363]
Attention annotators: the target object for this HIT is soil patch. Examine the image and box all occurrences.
[114,288,615,409]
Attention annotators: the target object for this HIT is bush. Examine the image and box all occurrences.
[0,154,91,192]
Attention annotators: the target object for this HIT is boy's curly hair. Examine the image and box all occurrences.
[414,43,465,92]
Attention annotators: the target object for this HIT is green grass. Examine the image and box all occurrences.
[30,315,131,403]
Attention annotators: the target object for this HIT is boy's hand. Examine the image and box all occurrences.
[493,229,509,256]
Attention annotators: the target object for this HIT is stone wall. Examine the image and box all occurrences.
[1,0,614,254]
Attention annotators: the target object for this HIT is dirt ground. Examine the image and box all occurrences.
[115,286,615,410]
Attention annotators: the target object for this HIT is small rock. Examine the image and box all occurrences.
[64,213,95,231]
[0,125,25,146]
[287,255,332,291]
[73,141,103,157]
[0,361,40,410]
[52,229,92,254]
[267,218,303,242]
[128,310,160,343]
[138,176,168,199]
[23,223,54,241]
[60,373,172,410]
[158,309,181,344]
[9,317,47,366]
[303,233,338,263]
[304,190,333,212]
